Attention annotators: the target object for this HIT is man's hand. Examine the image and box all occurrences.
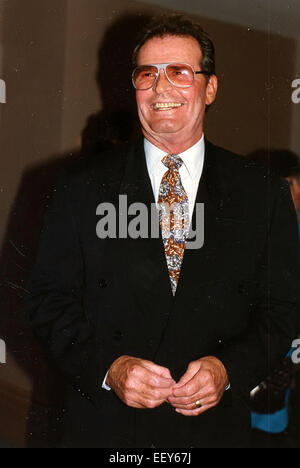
[106,355,175,409]
[168,356,228,416]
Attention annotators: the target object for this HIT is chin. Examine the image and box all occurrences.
[150,122,183,134]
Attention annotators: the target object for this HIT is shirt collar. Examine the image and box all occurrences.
[144,134,205,180]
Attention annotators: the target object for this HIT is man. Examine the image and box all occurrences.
[25,15,300,448]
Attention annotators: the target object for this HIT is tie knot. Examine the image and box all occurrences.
[162,154,183,171]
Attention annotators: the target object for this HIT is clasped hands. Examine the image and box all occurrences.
[106,355,228,416]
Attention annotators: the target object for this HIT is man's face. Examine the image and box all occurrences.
[135,35,217,153]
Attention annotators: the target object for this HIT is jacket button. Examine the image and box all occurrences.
[218,339,224,348]
[99,278,108,288]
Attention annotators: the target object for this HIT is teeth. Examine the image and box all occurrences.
[153,102,182,110]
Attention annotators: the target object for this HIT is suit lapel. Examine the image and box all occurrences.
[119,140,174,314]
[175,139,245,299]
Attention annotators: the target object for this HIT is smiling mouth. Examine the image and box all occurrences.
[153,102,183,110]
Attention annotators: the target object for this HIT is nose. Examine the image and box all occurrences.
[153,68,172,93]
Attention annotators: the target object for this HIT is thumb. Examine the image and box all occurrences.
[174,361,201,388]
[158,366,173,379]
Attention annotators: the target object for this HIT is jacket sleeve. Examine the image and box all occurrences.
[24,172,111,407]
[217,177,300,400]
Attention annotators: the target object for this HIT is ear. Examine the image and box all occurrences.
[205,74,218,106]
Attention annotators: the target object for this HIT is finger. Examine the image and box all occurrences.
[142,393,172,409]
[171,381,220,407]
[129,379,174,402]
[173,363,199,389]
[127,362,174,389]
[168,388,201,406]
[169,394,215,410]
[146,385,175,402]
[168,383,213,407]
[124,395,167,410]
[173,367,214,397]
[123,380,173,409]
[143,361,173,380]
[142,371,175,389]
[172,372,201,398]
[175,402,217,416]
[126,390,171,410]
[141,364,175,388]
[170,381,216,403]
[195,385,218,401]
[125,397,145,409]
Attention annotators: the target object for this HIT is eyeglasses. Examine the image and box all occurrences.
[132,62,209,90]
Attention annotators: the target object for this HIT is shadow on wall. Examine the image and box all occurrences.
[0,12,150,447]
[81,13,152,156]
[0,153,77,448]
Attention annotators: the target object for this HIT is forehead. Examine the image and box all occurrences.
[137,35,202,66]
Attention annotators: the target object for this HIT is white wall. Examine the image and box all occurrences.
[141,0,300,37]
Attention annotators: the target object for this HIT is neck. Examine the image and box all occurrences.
[142,129,203,155]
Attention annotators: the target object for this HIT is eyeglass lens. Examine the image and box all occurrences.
[133,64,195,90]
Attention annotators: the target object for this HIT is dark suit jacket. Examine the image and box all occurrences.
[25,139,300,448]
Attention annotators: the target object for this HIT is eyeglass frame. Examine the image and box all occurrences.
[132,62,210,90]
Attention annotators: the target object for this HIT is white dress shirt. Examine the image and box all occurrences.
[144,134,205,220]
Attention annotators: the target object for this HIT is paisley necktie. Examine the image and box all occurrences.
[157,155,189,295]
